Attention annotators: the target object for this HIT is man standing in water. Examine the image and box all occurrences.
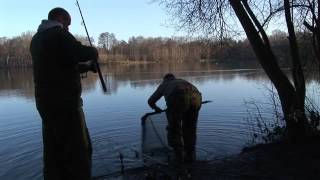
[30,7,97,180]
[148,73,202,163]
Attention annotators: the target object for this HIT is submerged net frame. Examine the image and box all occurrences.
[141,101,212,162]
[141,111,172,161]
[94,101,213,178]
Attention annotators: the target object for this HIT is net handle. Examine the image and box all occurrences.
[141,100,212,123]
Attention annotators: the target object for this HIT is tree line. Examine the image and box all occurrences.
[0,30,314,69]
[0,32,33,67]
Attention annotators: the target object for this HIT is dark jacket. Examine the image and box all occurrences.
[30,20,97,106]
[148,78,200,110]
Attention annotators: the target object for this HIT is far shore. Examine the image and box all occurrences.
[101,60,158,65]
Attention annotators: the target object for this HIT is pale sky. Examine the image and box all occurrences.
[0,0,184,42]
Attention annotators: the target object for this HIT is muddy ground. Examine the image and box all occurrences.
[95,136,320,180]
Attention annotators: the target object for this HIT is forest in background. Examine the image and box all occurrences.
[0,30,314,68]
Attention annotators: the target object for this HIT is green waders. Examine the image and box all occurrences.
[166,86,202,163]
[37,99,92,180]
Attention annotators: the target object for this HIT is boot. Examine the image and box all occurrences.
[174,149,184,163]
[184,150,196,163]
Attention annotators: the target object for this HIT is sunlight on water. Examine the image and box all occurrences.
[0,64,319,179]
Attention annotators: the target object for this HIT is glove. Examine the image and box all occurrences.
[92,47,99,60]
[88,60,97,73]
[78,61,97,73]
[154,106,163,113]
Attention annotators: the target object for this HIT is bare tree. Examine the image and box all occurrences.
[157,0,313,140]
[98,32,109,51]
[0,32,33,67]
[298,0,320,68]
[98,32,117,51]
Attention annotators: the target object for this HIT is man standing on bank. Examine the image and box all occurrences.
[148,73,202,163]
[30,7,97,180]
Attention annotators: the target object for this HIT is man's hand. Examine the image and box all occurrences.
[154,106,163,113]
[88,60,97,73]
[78,60,97,73]
[92,47,99,60]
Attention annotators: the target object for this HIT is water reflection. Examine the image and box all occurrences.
[0,63,272,98]
[1,63,320,179]
[0,68,34,99]
[3,63,318,99]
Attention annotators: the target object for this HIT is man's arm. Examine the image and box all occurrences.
[148,83,164,112]
[60,30,98,64]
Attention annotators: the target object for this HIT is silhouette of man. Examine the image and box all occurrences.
[148,73,202,163]
[30,7,97,180]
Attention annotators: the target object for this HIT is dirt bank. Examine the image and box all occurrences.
[95,136,320,180]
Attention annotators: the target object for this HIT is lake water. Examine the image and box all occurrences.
[0,63,319,179]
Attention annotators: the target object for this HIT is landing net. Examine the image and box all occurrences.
[141,112,172,159]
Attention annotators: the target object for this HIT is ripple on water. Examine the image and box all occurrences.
[1,69,290,179]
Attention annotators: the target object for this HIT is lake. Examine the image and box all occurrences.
[0,63,318,179]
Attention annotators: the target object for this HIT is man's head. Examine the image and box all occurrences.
[163,73,176,81]
[48,7,71,31]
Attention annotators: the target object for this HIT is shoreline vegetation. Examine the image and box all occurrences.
[0,31,314,68]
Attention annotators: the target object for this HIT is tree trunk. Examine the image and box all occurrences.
[283,0,307,136]
[230,0,307,140]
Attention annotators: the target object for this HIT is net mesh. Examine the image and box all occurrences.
[141,112,171,158]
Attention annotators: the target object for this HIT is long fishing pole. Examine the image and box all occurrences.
[75,0,107,92]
